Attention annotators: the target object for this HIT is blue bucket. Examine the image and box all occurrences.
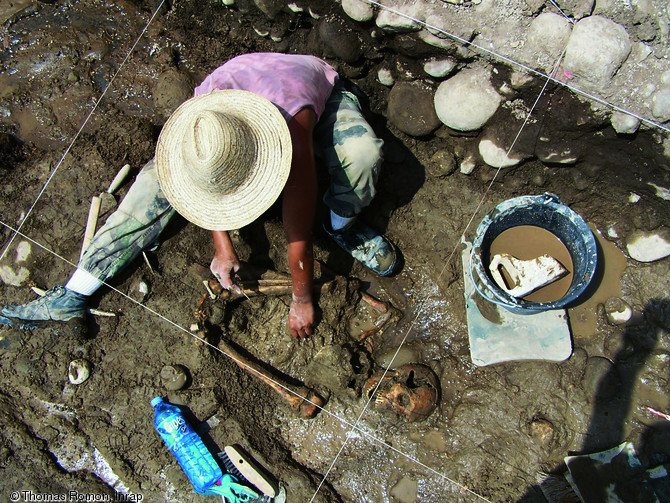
[470,193,598,314]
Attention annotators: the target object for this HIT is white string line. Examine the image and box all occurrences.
[0,0,167,263]
[0,217,491,502]
[309,29,569,503]
[547,0,575,24]
[362,0,670,135]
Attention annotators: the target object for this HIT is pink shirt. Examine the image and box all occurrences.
[194,53,339,123]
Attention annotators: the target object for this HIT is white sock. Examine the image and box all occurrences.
[330,210,355,231]
[65,268,103,297]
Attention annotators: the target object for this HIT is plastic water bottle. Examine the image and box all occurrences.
[151,396,223,493]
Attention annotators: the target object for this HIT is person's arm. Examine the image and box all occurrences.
[210,230,241,291]
[284,108,318,338]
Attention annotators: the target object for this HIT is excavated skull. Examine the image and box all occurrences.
[363,364,440,422]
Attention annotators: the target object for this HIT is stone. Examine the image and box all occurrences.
[318,16,363,64]
[611,111,640,134]
[253,0,283,18]
[626,227,670,262]
[529,418,555,447]
[478,139,524,168]
[341,0,375,22]
[428,149,457,177]
[434,67,503,132]
[423,57,457,78]
[604,297,632,325]
[526,12,572,61]
[563,16,632,88]
[389,476,418,503]
[510,71,534,89]
[377,68,394,87]
[160,364,189,391]
[376,1,423,33]
[651,89,670,122]
[555,0,595,20]
[68,359,92,385]
[387,81,441,137]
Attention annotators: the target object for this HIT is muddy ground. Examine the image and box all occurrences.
[1,1,670,502]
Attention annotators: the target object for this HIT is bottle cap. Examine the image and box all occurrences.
[150,396,163,407]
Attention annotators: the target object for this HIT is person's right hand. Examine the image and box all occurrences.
[210,251,241,293]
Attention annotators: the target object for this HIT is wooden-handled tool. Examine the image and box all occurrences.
[218,337,325,419]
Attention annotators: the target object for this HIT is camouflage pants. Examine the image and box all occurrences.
[79,81,383,281]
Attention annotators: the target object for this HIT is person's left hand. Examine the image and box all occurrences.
[288,297,315,339]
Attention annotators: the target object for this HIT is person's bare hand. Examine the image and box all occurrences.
[288,296,314,339]
[210,252,241,293]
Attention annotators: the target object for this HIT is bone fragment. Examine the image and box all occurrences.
[107,164,131,194]
[80,195,101,259]
[218,338,324,419]
[489,253,568,298]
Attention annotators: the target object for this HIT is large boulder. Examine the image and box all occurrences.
[563,15,631,89]
[434,67,502,132]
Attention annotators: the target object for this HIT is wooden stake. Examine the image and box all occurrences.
[80,195,101,259]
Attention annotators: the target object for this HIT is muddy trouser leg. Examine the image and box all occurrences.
[313,81,384,219]
[78,158,175,283]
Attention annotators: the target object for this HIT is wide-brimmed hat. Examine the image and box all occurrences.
[155,89,292,230]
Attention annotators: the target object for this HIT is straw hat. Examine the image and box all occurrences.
[155,89,292,231]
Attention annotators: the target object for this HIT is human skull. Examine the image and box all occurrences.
[363,364,440,422]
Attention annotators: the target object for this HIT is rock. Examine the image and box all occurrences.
[160,364,189,391]
[526,12,572,63]
[604,297,632,325]
[252,0,283,18]
[377,68,394,86]
[318,16,363,64]
[460,155,476,174]
[611,111,640,134]
[0,240,32,286]
[152,69,195,120]
[428,149,457,177]
[423,57,457,78]
[626,227,670,262]
[387,81,441,137]
[341,0,375,22]
[510,71,534,89]
[555,0,595,20]
[582,356,620,399]
[376,1,423,33]
[389,476,418,503]
[434,68,502,132]
[529,418,555,447]
[478,139,525,168]
[563,16,632,88]
[651,89,670,121]
[68,359,92,385]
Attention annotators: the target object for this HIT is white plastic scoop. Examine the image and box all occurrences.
[489,253,568,298]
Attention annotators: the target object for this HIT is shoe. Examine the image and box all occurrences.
[324,219,397,276]
[0,286,88,330]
